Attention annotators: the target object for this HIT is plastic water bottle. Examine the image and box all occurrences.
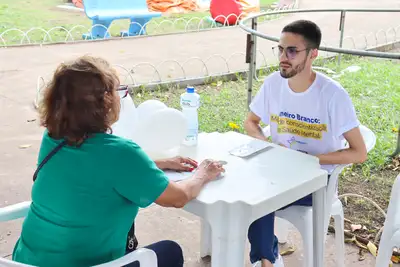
[180,87,200,146]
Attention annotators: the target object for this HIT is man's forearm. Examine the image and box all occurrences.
[244,121,268,141]
[317,148,367,165]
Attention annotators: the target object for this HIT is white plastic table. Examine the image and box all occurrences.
[173,132,328,267]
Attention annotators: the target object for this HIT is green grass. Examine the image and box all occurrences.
[133,56,400,172]
[0,0,277,45]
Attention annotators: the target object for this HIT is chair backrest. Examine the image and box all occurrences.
[0,258,35,267]
[324,124,376,231]
[0,202,31,222]
[359,124,377,153]
[83,0,149,18]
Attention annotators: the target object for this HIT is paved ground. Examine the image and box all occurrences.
[1,0,399,266]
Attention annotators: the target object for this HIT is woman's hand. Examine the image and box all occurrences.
[156,156,198,172]
[194,159,225,182]
[155,159,226,208]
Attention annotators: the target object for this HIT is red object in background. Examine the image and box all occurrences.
[210,0,243,25]
[72,0,83,8]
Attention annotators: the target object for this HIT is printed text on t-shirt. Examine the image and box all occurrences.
[270,112,328,140]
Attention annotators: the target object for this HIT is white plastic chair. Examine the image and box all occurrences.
[0,202,157,267]
[375,174,400,267]
[274,124,376,267]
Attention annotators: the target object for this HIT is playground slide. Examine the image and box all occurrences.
[72,0,200,12]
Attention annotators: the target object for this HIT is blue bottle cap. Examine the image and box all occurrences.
[186,87,195,93]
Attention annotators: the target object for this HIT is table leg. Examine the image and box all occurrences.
[208,216,248,267]
[200,219,212,257]
[312,187,326,267]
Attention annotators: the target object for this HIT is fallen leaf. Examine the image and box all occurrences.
[345,236,356,243]
[280,246,296,256]
[367,241,377,257]
[343,196,348,206]
[355,239,368,250]
[351,224,363,232]
[391,255,400,263]
[19,144,32,149]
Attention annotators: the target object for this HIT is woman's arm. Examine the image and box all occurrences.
[155,160,224,208]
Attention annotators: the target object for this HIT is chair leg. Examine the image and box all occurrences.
[375,242,395,267]
[200,219,212,258]
[300,214,314,267]
[277,209,313,267]
[275,217,290,244]
[375,231,400,267]
[332,212,345,267]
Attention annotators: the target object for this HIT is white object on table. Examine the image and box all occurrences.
[172,131,328,267]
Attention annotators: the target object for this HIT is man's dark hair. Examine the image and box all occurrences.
[282,20,322,49]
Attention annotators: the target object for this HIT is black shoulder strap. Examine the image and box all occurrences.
[33,140,67,182]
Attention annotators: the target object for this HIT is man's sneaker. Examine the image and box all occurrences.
[252,255,284,267]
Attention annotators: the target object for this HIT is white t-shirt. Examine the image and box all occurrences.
[250,71,360,174]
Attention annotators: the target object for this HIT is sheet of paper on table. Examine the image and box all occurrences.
[165,170,193,182]
[229,138,273,158]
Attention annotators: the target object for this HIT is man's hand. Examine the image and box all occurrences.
[155,157,198,172]
[244,112,268,141]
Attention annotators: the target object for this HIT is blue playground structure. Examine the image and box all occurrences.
[82,0,162,39]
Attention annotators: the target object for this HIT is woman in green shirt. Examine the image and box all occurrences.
[12,56,225,267]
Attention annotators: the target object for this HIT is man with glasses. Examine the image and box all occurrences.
[244,20,367,267]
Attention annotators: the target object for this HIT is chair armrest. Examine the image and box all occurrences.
[93,248,157,267]
[0,257,34,266]
[0,201,31,222]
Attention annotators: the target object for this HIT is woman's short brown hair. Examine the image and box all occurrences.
[40,56,120,145]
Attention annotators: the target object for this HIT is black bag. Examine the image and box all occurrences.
[126,221,138,252]
[33,140,138,252]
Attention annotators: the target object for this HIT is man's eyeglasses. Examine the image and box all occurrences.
[273,46,310,60]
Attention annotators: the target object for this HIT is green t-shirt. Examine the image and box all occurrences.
[12,131,169,267]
